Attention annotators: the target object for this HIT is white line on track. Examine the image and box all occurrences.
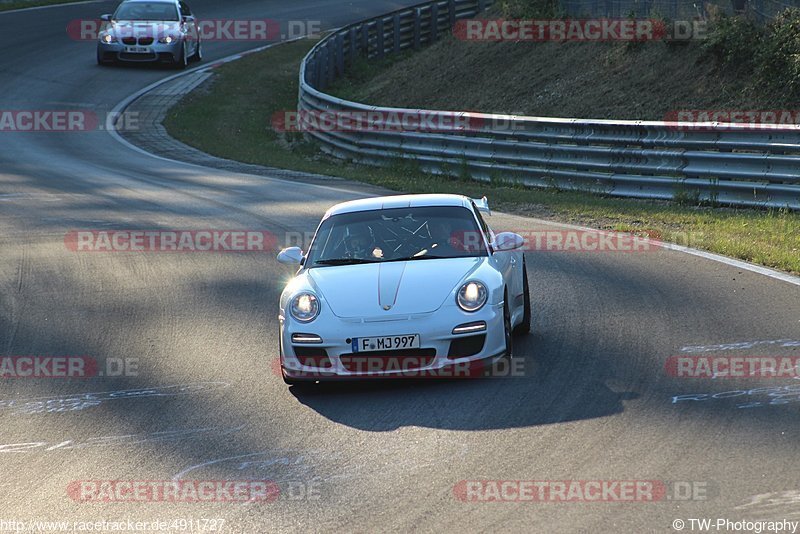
[524,217,800,287]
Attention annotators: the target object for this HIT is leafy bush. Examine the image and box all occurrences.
[497,0,562,19]
[756,8,800,96]
[702,15,763,70]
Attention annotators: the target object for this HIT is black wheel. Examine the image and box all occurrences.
[513,260,531,336]
[503,297,513,360]
[174,43,188,69]
[188,40,202,63]
[97,51,111,66]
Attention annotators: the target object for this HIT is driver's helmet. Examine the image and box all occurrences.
[429,219,453,241]
[344,226,374,259]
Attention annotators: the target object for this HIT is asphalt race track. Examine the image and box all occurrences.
[1,2,800,532]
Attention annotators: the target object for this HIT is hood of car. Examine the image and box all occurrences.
[307,257,484,318]
[109,20,181,38]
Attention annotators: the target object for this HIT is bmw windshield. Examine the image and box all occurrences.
[113,2,180,21]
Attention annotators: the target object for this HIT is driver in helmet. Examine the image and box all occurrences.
[345,226,382,260]
[428,218,469,255]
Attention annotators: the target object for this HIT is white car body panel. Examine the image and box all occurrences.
[308,257,485,317]
[277,194,527,381]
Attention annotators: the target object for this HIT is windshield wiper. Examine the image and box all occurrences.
[315,255,469,266]
[314,258,381,266]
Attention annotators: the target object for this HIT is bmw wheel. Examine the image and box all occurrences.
[188,40,202,63]
[174,43,188,69]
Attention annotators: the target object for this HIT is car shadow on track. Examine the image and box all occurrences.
[288,332,641,431]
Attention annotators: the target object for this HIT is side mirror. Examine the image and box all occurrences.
[277,247,304,265]
[182,15,195,23]
[493,232,524,252]
[100,14,112,21]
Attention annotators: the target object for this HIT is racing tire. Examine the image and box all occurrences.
[503,297,514,360]
[188,40,202,63]
[513,260,531,336]
[173,43,188,70]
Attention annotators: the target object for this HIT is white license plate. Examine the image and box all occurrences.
[124,46,151,53]
[352,334,420,353]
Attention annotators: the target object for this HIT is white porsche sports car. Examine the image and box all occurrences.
[276,194,530,384]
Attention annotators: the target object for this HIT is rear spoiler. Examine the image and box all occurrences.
[472,196,491,215]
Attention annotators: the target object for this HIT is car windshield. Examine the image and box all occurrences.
[306,206,488,266]
[114,2,179,21]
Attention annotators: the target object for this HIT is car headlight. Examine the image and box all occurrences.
[158,35,176,44]
[457,281,488,312]
[290,293,320,323]
[100,34,117,44]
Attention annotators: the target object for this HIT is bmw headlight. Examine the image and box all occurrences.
[457,281,488,312]
[100,33,117,44]
[290,293,320,323]
[158,35,176,44]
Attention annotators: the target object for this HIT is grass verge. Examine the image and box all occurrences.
[163,39,800,275]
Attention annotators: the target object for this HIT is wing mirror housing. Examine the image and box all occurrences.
[277,247,304,265]
[493,232,524,252]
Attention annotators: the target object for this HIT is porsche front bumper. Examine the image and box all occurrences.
[279,302,507,381]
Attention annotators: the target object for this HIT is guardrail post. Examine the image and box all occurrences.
[478,0,486,11]
[393,14,401,54]
[336,33,345,75]
[361,23,369,58]
[376,18,385,58]
[317,47,327,90]
[430,3,439,41]
[307,57,316,86]
[448,0,456,29]
[413,8,422,49]
[349,26,358,63]
[327,42,335,87]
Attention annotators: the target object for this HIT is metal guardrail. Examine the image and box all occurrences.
[298,0,800,209]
